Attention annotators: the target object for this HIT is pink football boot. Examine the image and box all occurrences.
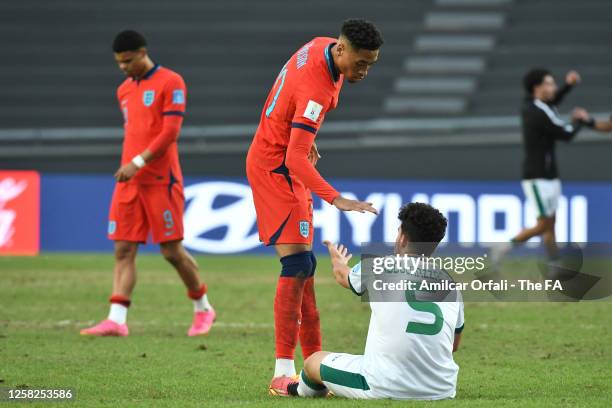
[188,308,216,337]
[80,319,129,337]
[269,375,300,397]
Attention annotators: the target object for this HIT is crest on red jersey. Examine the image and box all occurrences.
[143,90,155,107]
[299,220,309,238]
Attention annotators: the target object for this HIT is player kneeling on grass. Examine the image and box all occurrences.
[270,203,465,400]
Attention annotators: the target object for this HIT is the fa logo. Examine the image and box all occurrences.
[299,220,309,238]
[143,90,155,107]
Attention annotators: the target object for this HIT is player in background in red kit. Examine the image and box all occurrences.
[245,19,383,393]
[81,30,215,337]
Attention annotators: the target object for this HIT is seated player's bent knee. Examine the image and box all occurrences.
[304,351,330,383]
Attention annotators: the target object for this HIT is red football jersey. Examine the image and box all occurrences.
[117,64,186,184]
[249,37,344,171]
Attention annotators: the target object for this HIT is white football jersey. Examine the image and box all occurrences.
[349,261,464,400]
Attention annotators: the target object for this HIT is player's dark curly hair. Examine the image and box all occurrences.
[113,30,147,53]
[398,202,447,255]
[523,67,551,95]
[341,19,384,51]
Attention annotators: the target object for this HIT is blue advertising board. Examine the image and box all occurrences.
[40,175,612,254]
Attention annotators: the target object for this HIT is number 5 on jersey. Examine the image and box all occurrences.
[405,290,444,335]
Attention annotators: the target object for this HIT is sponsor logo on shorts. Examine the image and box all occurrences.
[299,220,309,238]
[143,90,155,107]
[108,221,116,235]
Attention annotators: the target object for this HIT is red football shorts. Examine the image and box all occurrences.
[246,162,313,246]
[108,182,184,244]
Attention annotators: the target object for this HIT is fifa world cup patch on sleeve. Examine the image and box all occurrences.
[108,221,116,235]
[172,89,185,104]
[303,100,323,122]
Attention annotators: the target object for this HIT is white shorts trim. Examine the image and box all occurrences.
[320,353,379,399]
[521,178,561,218]
[319,353,457,400]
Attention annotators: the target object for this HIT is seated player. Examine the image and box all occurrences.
[270,202,465,400]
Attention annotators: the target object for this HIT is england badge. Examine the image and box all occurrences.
[143,90,155,107]
[299,220,309,238]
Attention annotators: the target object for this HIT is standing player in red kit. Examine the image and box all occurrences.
[81,31,215,337]
[245,19,383,393]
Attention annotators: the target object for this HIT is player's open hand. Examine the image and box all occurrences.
[114,162,140,182]
[565,70,581,86]
[308,142,321,167]
[332,196,378,214]
[324,240,353,289]
[324,240,353,266]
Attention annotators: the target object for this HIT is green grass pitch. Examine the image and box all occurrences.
[1,254,610,407]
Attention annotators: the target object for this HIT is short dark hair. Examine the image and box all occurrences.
[341,19,384,51]
[523,68,551,95]
[398,202,447,255]
[113,30,147,53]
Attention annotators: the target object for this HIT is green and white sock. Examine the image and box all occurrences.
[297,370,328,398]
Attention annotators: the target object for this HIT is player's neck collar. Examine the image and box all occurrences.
[324,43,340,83]
[135,63,160,82]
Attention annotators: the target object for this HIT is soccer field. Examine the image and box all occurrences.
[1,254,610,407]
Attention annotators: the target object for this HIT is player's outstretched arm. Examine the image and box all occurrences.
[285,128,341,203]
[574,108,612,132]
[286,129,376,215]
[537,107,581,142]
[323,240,352,289]
[332,196,378,214]
[594,121,612,132]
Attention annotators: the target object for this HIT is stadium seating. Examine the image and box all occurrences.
[0,0,429,128]
[1,0,611,178]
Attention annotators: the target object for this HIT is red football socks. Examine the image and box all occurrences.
[299,276,322,359]
[274,276,305,359]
